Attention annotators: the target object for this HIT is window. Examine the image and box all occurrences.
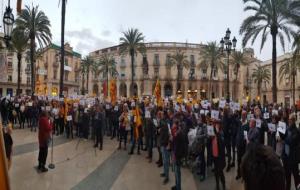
[64,71,69,81]
[189,68,195,79]
[8,75,12,82]
[53,69,57,80]
[166,54,171,65]
[121,73,125,77]
[190,55,195,66]
[7,61,12,68]
[75,72,79,82]
[27,77,31,84]
[154,54,160,65]
[65,57,68,66]
[213,68,217,78]
[154,67,159,77]
[44,75,47,80]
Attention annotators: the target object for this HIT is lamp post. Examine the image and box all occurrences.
[220,28,237,103]
[3,0,14,45]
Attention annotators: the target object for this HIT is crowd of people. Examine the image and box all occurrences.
[1,94,300,190]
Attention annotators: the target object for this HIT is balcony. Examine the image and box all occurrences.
[53,62,59,67]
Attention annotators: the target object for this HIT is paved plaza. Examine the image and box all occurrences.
[9,127,247,190]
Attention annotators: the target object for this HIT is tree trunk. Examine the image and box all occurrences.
[257,83,261,99]
[209,63,214,100]
[106,65,109,97]
[130,49,135,89]
[81,73,85,95]
[59,0,66,97]
[17,53,22,96]
[293,74,296,107]
[30,36,35,96]
[86,68,89,94]
[271,27,278,103]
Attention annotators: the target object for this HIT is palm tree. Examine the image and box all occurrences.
[15,5,52,95]
[98,53,118,97]
[252,64,271,98]
[82,56,94,94]
[231,51,249,100]
[10,29,28,96]
[59,0,67,97]
[119,28,145,89]
[199,41,223,99]
[279,54,300,106]
[240,0,300,103]
[170,50,190,92]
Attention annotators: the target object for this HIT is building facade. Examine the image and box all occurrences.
[35,43,81,96]
[250,53,299,106]
[0,32,31,97]
[89,42,255,100]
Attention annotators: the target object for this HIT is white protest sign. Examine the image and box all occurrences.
[272,110,279,116]
[277,121,286,134]
[268,123,276,132]
[256,119,262,128]
[234,103,240,111]
[207,125,215,136]
[205,110,210,116]
[67,115,72,121]
[15,103,19,107]
[200,110,205,115]
[153,119,158,126]
[73,103,78,107]
[46,106,51,111]
[219,100,226,108]
[28,102,33,106]
[145,110,151,118]
[211,110,219,120]
[114,106,119,111]
[264,112,270,119]
[244,131,248,140]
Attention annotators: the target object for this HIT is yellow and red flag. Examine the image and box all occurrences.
[134,106,142,139]
[110,79,117,105]
[154,79,162,106]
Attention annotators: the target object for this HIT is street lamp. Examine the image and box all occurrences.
[220,28,237,103]
[3,0,14,43]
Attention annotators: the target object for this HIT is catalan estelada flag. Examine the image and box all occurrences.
[154,79,162,107]
[110,79,117,105]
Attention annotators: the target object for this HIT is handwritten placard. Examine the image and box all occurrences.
[145,110,151,118]
[67,115,72,121]
[256,119,262,128]
[211,110,219,120]
[207,125,215,136]
[268,123,276,132]
[277,121,286,134]
[264,112,270,119]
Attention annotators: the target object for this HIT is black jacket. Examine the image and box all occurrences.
[282,123,300,166]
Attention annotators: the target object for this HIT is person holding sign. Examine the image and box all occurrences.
[235,111,249,180]
[211,119,226,190]
[282,114,300,190]
[38,111,53,172]
[118,107,130,150]
[94,105,105,150]
[247,119,260,145]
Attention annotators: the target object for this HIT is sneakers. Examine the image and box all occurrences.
[163,178,169,185]
[160,173,165,177]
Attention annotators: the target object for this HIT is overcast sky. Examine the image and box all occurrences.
[5,0,293,60]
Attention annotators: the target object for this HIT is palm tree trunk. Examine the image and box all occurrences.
[293,74,296,107]
[86,68,89,94]
[81,73,85,95]
[271,27,278,103]
[59,0,66,97]
[258,83,261,99]
[209,67,213,100]
[30,36,35,96]
[17,53,22,96]
[106,65,109,97]
[130,49,134,89]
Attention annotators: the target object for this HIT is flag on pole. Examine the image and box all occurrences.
[110,79,117,105]
[134,106,142,139]
[102,81,107,97]
[0,122,10,190]
[17,0,22,14]
[154,79,162,107]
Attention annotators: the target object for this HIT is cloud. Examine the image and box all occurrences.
[101,30,111,37]
[65,28,115,56]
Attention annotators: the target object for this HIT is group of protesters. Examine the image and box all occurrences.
[1,94,300,190]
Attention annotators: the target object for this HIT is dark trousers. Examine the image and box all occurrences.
[95,120,103,148]
[19,113,25,128]
[231,137,236,164]
[206,140,213,167]
[111,121,118,138]
[157,145,162,164]
[284,162,300,190]
[236,146,245,177]
[146,134,154,158]
[225,137,232,166]
[213,157,225,190]
[119,128,128,148]
[54,119,59,135]
[199,147,206,176]
[38,146,48,168]
[59,118,64,134]
[66,121,73,139]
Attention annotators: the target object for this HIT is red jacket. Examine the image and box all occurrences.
[38,116,52,147]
